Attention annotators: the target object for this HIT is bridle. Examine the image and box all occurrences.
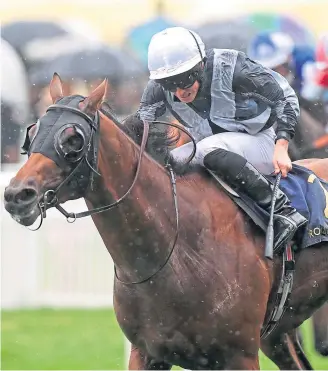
[26,101,197,285]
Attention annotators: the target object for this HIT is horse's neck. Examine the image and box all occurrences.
[85,114,178,281]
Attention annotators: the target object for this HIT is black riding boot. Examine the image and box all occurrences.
[204,149,307,250]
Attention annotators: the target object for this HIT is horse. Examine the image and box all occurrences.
[311,304,328,356]
[3,74,328,370]
[275,93,328,359]
[170,107,328,361]
[289,97,328,161]
[301,134,328,160]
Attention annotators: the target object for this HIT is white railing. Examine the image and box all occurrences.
[1,165,114,309]
[1,166,186,368]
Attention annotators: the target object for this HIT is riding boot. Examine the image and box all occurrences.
[203,149,307,250]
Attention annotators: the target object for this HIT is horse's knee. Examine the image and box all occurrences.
[224,354,260,370]
[128,345,172,370]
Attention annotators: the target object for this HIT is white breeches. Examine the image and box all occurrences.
[171,127,276,175]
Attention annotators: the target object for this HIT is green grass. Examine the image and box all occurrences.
[1,308,328,370]
[1,309,124,370]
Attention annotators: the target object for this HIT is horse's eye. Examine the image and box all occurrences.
[57,125,85,162]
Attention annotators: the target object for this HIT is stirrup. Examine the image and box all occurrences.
[273,212,307,252]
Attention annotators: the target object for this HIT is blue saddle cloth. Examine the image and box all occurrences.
[267,164,328,249]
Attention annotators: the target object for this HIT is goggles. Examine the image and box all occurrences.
[155,64,202,92]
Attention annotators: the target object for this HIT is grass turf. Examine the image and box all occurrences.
[2,309,328,370]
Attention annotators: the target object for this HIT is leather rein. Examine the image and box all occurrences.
[32,103,197,285]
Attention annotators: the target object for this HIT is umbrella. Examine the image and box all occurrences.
[241,12,316,46]
[195,19,257,52]
[1,20,101,72]
[1,21,68,66]
[1,39,30,124]
[29,46,145,86]
[193,13,316,54]
[126,16,176,66]
[1,21,68,51]
[116,49,147,77]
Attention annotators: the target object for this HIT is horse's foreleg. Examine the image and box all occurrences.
[312,302,328,356]
[261,330,313,370]
[289,329,314,369]
[223,354,260,370]
[129,345,172,370]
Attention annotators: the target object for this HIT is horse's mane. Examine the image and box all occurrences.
[100,105,201,174]
[117,113,181,166]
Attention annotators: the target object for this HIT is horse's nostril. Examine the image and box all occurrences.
[14,188,38,204]
[4,188,14,203]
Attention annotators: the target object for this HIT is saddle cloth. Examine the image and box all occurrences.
[216,164,328,249]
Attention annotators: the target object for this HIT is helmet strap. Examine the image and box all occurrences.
[188,30,205,61]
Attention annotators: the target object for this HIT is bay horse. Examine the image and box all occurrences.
[311,304,328,356]
[3,74,328,370]
[289,97,328,161]
[171,113,328,361]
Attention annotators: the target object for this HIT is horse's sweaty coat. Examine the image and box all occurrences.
[3,76,328,370]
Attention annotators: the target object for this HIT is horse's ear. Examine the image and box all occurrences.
[49,73,64,103]
[102,79,110,104]
[82,79,108,113]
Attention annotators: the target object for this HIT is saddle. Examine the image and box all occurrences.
[208,165,328,338]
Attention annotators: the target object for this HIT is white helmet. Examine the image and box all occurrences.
[248,31,294,69]
[148,27,205,80]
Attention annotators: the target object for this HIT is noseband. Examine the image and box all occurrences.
[42,103,151,221]
[30,101,197,285]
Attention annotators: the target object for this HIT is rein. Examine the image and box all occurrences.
[32,103,196,284]
[53,110,151,220]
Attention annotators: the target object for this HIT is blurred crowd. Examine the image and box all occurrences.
[0,18,149,164]
[1,7,328,165]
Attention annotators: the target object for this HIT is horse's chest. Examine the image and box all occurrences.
[117,302,221,367]
[131,325,220,369]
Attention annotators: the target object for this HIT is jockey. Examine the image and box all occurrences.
[314,33,328,94]
[302,34,328,121]
[313,34,328,133]
[247,30,315,95]
[136,27,307,251]
[248,31,327,159]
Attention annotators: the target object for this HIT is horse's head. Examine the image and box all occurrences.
[4,73,108,226]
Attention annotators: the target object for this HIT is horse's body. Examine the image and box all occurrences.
[289,98,328,160]
[89,114,272,369]
[293,160,328,359]
[3,76,328,369]
[311,304,328,356]
[171,107,328,361]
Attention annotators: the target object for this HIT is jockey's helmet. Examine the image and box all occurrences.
[148,27,205,81]
[247,31,294,70]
